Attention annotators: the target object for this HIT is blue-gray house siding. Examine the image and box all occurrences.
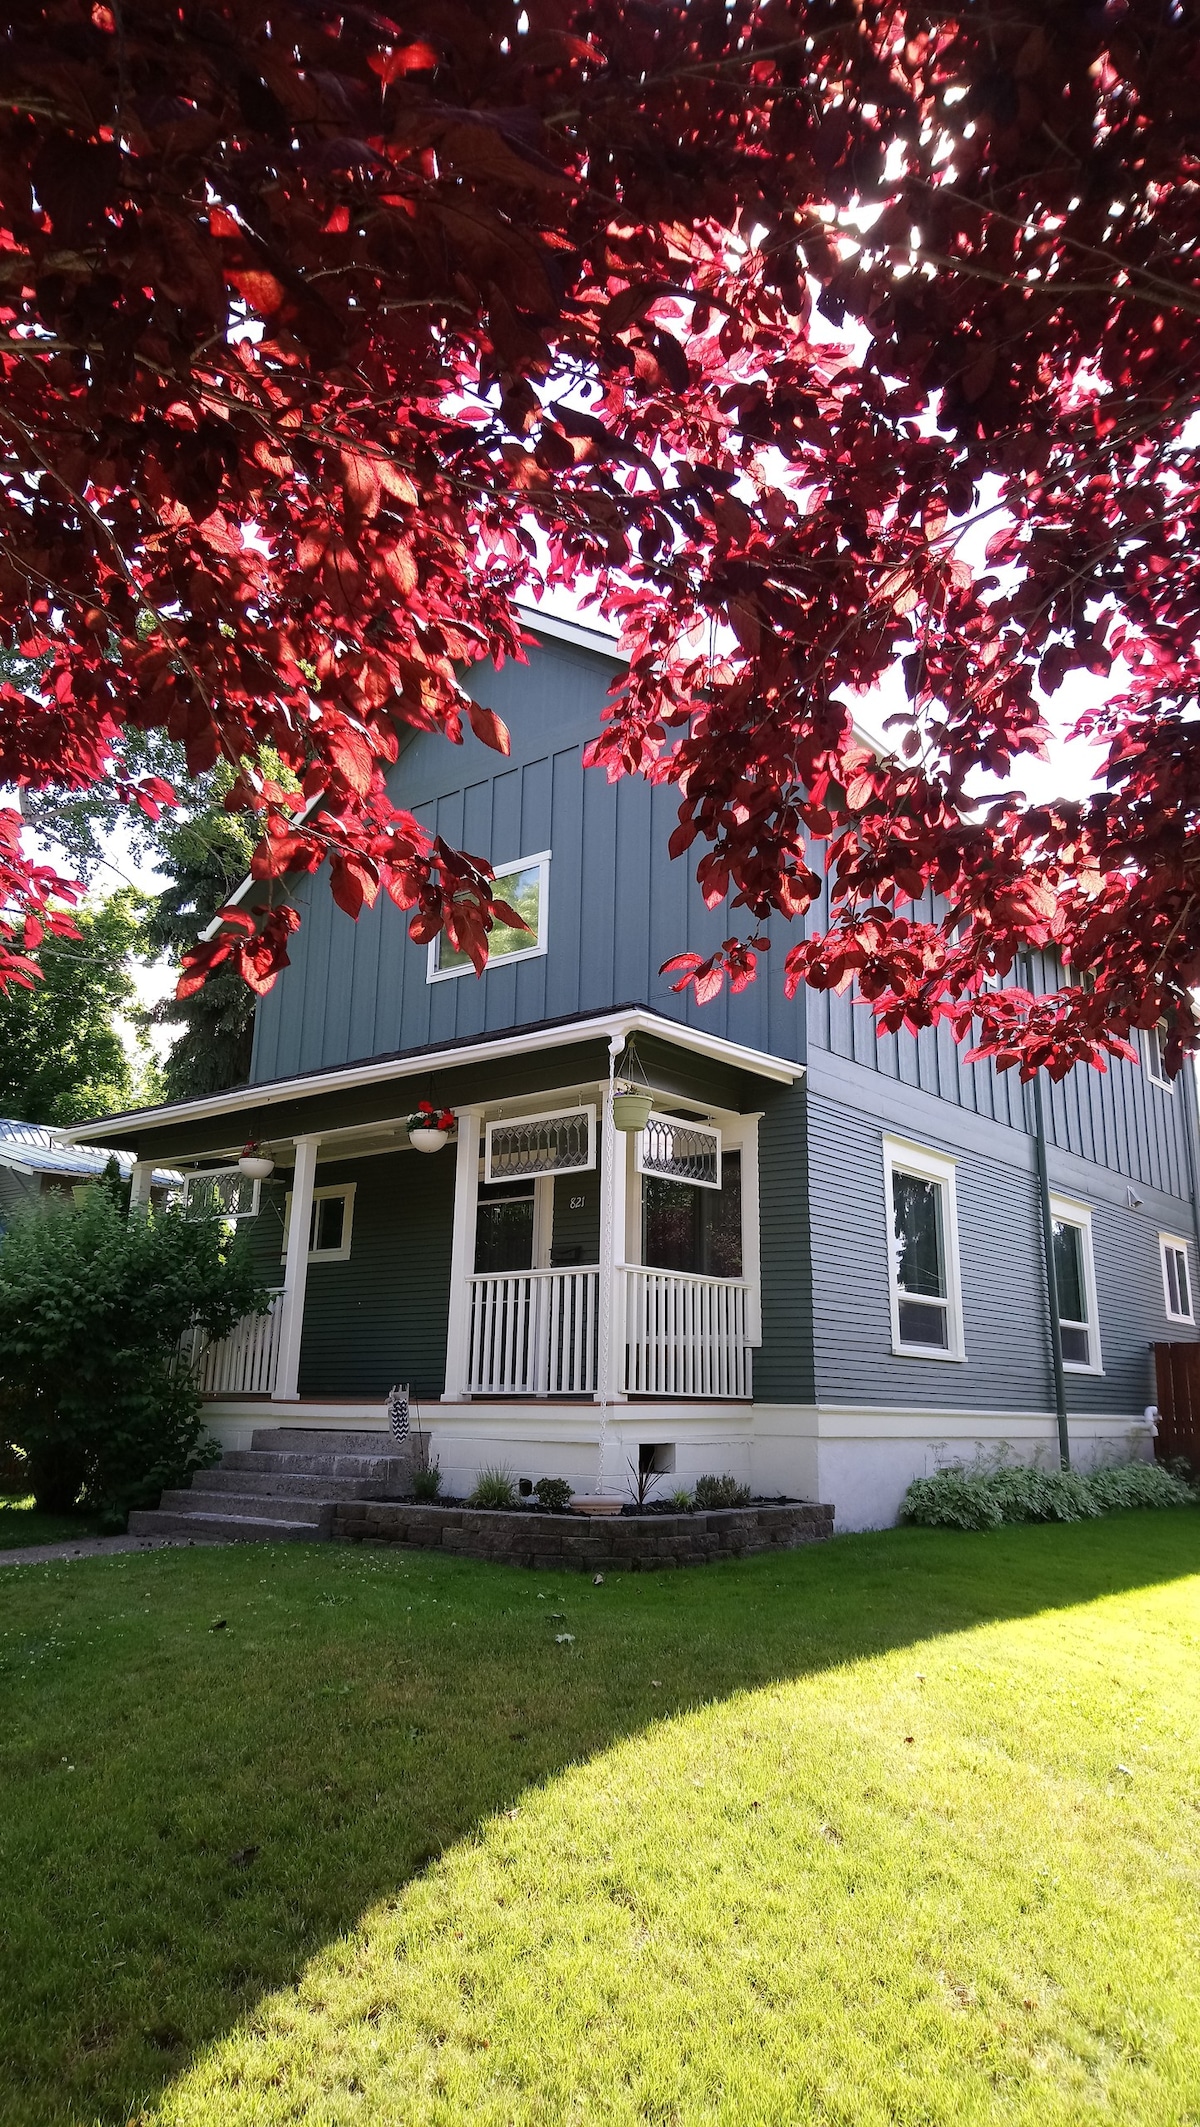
[247,623,1200,1422]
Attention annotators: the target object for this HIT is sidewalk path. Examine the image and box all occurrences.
[0,1533,230,1569]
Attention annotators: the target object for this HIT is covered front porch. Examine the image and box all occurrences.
[72,1009,800,1488]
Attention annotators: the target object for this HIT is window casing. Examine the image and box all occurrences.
[1160,1233,1194,1325]
[1143,1024,1173,1091]
[282,1183,356,1263]
[1048,1195,1102,1372]
[882,1138,965,1361]
[428,850,550,980]
[182,1168,260,1221]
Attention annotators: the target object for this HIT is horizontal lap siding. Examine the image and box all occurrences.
[292,1152,454,1401]
[755,1084,815,1402]
[251,635,806,1082]
[810,1095,1048,1412]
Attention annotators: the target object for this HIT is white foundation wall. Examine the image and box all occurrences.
[199,1398,1155,1530]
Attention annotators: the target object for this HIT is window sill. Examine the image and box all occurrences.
[1061,1362,1105,1377]
[891,1343,967,1363]
[1165,1315,1195,1330]
[428,942,548,983]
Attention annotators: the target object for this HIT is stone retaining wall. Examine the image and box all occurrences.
[332,1498,834,1569]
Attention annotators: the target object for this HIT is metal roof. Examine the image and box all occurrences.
[0,1120,180,1187]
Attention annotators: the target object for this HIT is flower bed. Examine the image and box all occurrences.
[332,1498,833,1570]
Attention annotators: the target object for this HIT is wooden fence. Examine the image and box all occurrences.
[1152,1342,1200,1472]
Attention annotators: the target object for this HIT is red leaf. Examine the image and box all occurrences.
[466,702,511,755]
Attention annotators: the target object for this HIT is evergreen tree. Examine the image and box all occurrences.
[142,802,257,1102]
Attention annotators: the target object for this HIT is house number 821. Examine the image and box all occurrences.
[570,1194,586,1209]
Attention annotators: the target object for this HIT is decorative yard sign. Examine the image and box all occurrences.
[485,1108,596,1185]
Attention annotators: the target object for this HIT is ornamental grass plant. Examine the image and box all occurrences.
[904,1453,1194,1532]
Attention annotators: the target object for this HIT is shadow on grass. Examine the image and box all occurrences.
[0,1511,1197,2126]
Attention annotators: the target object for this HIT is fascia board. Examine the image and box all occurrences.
[61,1008,799,1146]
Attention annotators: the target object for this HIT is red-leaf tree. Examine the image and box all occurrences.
[2,2,1197,1077]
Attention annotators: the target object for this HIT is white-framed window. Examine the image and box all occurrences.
[882,1137,965,1361]
[282,1182,356,1263]
[484,1105,594,1183]
[1143,1024,1173,1091]
[428,850,550,981]
[182,1168,260,1221]
[1049,1194,1103,1373]
[637,1114,722,1190]
[1160,1233,1194,1325]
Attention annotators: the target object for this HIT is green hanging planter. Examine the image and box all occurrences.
[612,1090,654,1133]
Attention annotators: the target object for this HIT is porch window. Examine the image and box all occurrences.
[475,1180,535,1274]
[485,1105,594,1182]
[1160,1233,1193,1326]
[282,1183,356,1264]
[883,1138,965,1360]
[182,1168,260,1220]
[643,1153,742,1278]
[429,850,550,979]
[1049,1195,1102,1371]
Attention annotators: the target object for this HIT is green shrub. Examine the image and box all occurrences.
[0,1189,266,1525]
[669,1486,695,1511]
[694,1473,752,1509]
[1085,1459,1193,1512]
[904,1453,1196,1531]
[533,1476,573,1513]
[469,1464,518,1510]
[412,1461,442,1502]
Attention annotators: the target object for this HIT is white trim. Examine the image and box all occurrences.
[273,1136,319,1401]
[1159,1231,1194,1325]
[1142,1024,1174,1091]
[281,1181,357,1264]
[484,1103,595,1183]
[427,849,551,982]
[444,1110,484,1400]
[62,1009,800,1148]
[596,1078,629,1409]
[516,603,625,659]
[1048,1192,1104,1374]
[636,1114,722,1190]
[882,1136,966,1362]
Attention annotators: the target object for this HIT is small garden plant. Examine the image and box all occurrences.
[693,1473,753,1509]
[468,1465,518,1510]
[412,1462,442,1503]
[904,1453,1195,1531]
[533,1477,573,1513]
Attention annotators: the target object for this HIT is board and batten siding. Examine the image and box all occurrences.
[250,632,807,1085]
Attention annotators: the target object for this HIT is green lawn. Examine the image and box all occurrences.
[0,1496,103,1549]
[1,1518,1199,2127]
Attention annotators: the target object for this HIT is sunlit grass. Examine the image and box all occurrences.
[0,1495,102,1549]
[1,1517,1198,2125]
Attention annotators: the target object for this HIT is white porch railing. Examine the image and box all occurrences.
[467,1268,600,1396]
[621,1266,753,1398]
[183,1289,285,1396]
[465,1264,753,1399]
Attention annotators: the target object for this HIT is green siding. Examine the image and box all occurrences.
[754,1083,815,1403]
[294,1152,454,1401]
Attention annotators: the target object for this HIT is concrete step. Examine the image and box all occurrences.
[127,1508,326,1543]
[192,1468,389,1502]
[251,1426,425,1459]
[157,1488,332,1529]
[221,1449,414,1483]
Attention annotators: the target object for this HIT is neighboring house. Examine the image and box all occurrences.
[0,1119,178,1231]
[65,612,1200,1528]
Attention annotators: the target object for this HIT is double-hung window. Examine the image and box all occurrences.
[428,851,550,980]
[883,1139,965,1360]
[1049,1195,1102,1371]
[1143,1024,1173,1091]
[1160,1234,1194,1325]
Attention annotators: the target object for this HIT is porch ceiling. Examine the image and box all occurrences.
[61,1006,801,1164]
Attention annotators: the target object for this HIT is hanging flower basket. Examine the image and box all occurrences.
[406,1100,456,1153]
[612,1089,654,1133]
[237,1140,275,1180]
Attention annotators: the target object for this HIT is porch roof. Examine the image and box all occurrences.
[62,1005,801,1160]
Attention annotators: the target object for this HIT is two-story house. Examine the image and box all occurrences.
[68,610,1200,1529]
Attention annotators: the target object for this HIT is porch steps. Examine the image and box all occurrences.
[127,1426,426,1545]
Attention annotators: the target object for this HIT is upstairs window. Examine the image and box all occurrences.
[429,851,550,980]
[1049,1195,1102,1372]
[883,1138,965,1360]
[1160,1234,1194,1325]
[1143,1024,1173,1091]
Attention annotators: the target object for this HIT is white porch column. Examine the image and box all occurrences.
[595,1075,629,1405]
[128,1160,155,1217]
[272,1134,320,1402]
[442,1109,483,1400]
